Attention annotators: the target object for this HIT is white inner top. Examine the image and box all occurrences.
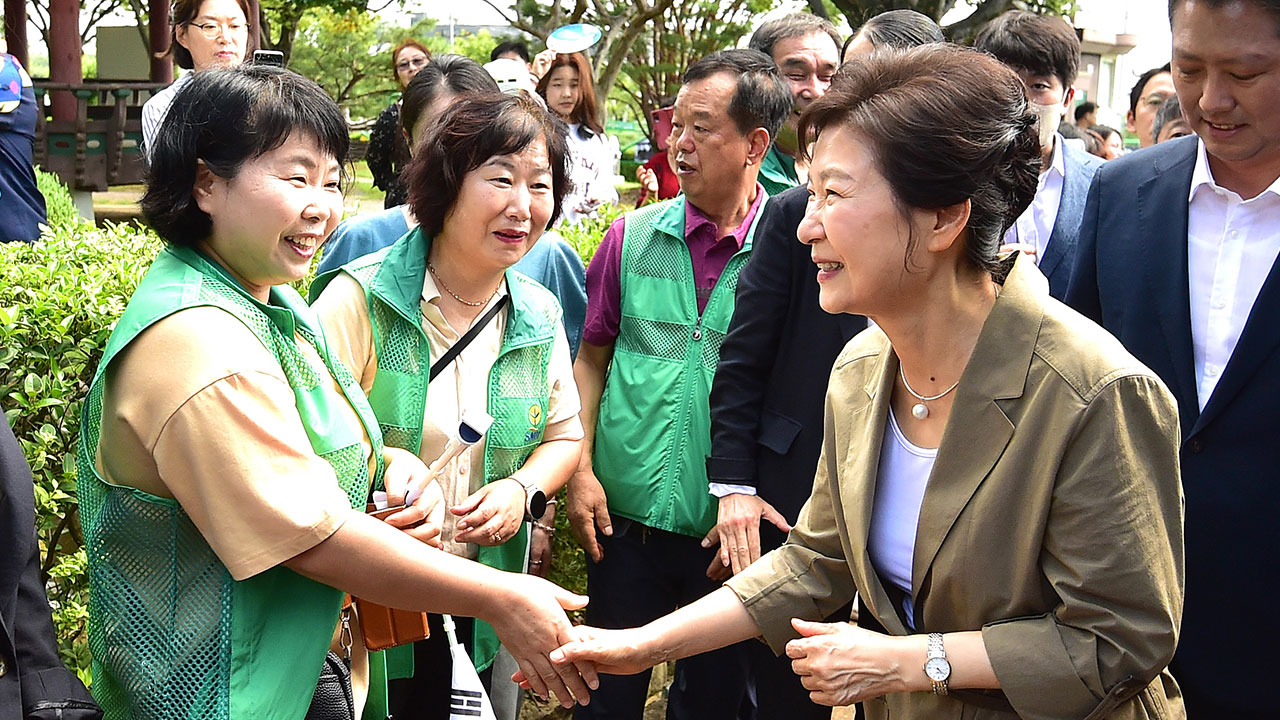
[868,407,937,629]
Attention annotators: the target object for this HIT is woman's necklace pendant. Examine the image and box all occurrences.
[911,402,930,420]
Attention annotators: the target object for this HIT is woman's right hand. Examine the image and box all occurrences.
[637,166,659,195]
[489,574,598,707]
[381,446,445,547]
[532,49,556,80]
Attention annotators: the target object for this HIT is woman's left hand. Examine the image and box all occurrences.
[381,447,445,548]
[453,478,527,546]
[785,618,916,706]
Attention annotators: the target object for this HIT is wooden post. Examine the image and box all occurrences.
[149,0,173,83]
[3,0,29,69]
[247,0,261,51]
[48,0,81,121]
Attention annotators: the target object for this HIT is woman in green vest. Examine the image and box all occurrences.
[79,66,595,720]
[310,93,583,720]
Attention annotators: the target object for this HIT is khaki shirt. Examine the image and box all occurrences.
[314,271,583,558]
[98,305,376,716]
[727,256,1186,720]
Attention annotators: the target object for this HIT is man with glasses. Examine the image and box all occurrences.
[142,0,253,159]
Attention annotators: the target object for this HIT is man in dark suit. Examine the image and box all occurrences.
[1065,1,1280,716]
[1,412,100,719]
[706,186,865,720]
[974,10,1104,300]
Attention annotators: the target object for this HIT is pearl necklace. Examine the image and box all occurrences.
[428,261,499,308]
[898,365,959,420]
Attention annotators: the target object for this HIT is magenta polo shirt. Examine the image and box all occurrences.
[582,186,765,347]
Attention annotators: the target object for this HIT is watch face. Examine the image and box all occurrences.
[528,489,547,518]
[924,657,951,681]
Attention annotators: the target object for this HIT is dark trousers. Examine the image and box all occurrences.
[574,517,751,720]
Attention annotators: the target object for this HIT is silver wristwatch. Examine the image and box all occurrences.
[512,476,547,521]
[923,632,951,696]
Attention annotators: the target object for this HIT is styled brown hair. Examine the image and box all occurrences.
[535,52,603,135]
[405,93,571,237]
[165,0,257,71]
[391,39,431,83]
[799,44,1041,275]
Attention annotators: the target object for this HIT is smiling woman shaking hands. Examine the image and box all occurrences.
[81,67,594,720]
[310,93,586,719]
[543,44,1186,720]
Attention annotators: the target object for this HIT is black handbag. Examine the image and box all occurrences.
[305,607,355,720]
[304,651,355,720]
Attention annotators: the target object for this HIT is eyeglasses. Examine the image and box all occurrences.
[396,56,428,73]
[188,21,250,40]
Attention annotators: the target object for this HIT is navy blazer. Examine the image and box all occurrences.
[0,413,99,719]
[708,185,865,549]
[1066,135,1280,714]
[1039,141,1104,300]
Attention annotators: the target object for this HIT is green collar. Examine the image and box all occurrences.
[366,227,554,347]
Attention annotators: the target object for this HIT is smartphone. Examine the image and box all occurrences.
[253,50,285,68]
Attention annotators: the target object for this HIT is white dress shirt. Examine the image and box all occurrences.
[1187,139,1280,411]
[1003,134,1066,262]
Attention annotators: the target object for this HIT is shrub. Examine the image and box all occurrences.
[0,198,163,682]
[35,168,82,232]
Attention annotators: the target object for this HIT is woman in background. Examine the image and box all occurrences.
[141,0,253,157]
[366,39,430,209]
[535,52,617,224]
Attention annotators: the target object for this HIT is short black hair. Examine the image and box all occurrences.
[405,93,570,237]
[1091,124,1120,143]
[1152,94,1183,140]
[973,9,1081,90]
[748,13,842,60]
[1074,100,1097,121]
[682,49,792,141]
[1128,63,1171,116]
[141,65,349,247]
[490,40,531,63]
[846,9,944,54]
[401,54,500,142]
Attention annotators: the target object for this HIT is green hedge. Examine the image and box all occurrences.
[2,171,164,682]
[7,172,626,679]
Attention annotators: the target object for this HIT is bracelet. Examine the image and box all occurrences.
[533,520,555,534]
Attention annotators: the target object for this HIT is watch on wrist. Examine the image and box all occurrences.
[923,632,951,696]
[512,477,547,520]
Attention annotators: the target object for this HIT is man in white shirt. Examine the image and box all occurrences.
[1066,1,1280,716]
[975,10,1105,299]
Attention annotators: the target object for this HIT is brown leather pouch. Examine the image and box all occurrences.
[352,503,431,651]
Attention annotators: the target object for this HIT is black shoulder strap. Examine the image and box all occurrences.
[428,295,510,382]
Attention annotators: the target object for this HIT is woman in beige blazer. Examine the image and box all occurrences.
[542,45,1185,719]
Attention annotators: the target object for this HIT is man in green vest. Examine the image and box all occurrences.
[748,13,842,195]
[567,49,792,720]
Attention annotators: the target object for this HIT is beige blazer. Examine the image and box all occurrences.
[727,256,1185,720]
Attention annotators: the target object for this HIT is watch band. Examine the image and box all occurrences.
[926,632,950,696]
[511,476,547,520]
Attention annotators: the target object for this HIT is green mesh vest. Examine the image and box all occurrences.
[758,145,799,197]
[311,226,559,672]
[593,194,764,538]
[78,246,384,720]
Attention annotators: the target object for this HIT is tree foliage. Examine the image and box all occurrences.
[828,0,1075,41]
[289,9,428,123]
[479,0,679,120]
[257,0,369,63]
[614,0,774,143]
